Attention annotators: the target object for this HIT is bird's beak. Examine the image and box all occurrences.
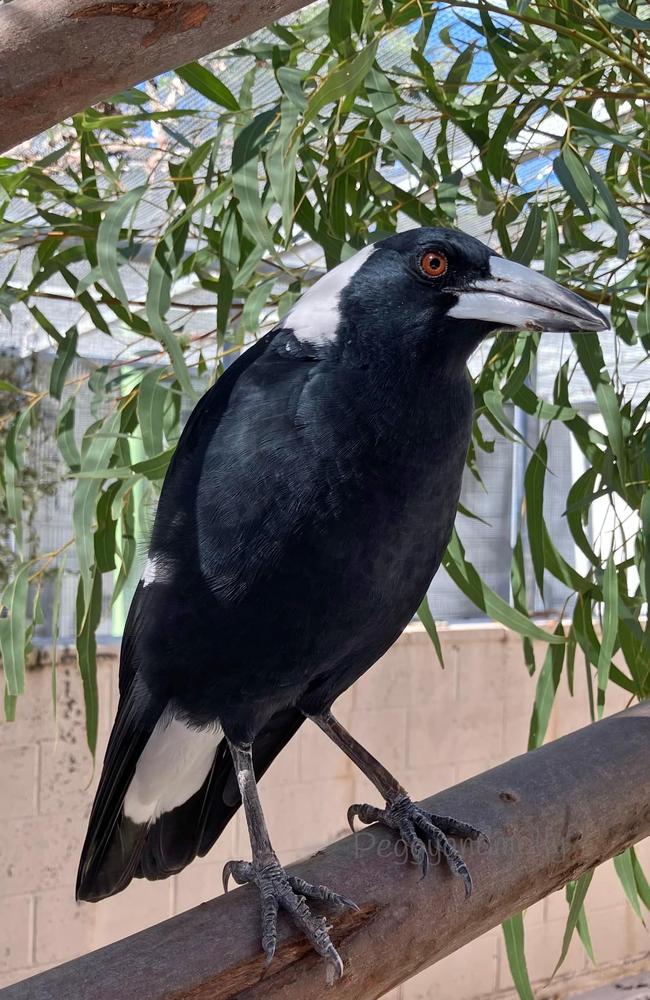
[448,256,609,333]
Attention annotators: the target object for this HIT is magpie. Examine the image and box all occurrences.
[76,228,607,975]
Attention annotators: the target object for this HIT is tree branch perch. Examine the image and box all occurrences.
[0,0,312,153]
[4,702,650,1000]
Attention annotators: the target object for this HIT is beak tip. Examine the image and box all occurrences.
[584,307,609,333]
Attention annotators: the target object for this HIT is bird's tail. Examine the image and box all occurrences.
[76,690,304,902]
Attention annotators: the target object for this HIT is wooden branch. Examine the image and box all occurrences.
[0,0,312,153]
[4,702,650,1000]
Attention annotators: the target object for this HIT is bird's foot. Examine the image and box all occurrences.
[222,857,358,977]
[348,794,487,895]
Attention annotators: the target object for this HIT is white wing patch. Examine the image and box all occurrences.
[285,244,376,346]
[124,714,221,824]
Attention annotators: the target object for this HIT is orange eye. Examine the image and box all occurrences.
[420,251,448,278]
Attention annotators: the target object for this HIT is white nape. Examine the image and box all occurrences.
[123,714,221,824]
[142,554,171,588]
[285,244,376,346]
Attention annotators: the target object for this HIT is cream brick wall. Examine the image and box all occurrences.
[1,625,648,996]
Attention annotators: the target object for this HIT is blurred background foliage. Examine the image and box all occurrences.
[0,0,648,991]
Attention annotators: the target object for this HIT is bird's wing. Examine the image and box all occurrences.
[135,707,304,882]
[75,670,162,900]
[78,329,319,899]
[77,670,304,897]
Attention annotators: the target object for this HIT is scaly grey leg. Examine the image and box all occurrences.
[222,740,356,976]
[310,710,486,895]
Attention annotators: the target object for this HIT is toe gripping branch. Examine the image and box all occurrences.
[347,794,488,896]
[223,858,358,978]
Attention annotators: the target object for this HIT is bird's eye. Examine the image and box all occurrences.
[420,251,448,278]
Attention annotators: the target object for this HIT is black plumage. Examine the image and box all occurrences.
[77,227,607,971]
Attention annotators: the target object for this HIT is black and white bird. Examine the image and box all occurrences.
[77,228,607,974]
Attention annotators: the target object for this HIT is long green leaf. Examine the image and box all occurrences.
[145,224,196,399]
[304,41,378,123]
[76,569,102,756]
[502,913,534,1000]
[73,411,121,597]
[613,849,643,919]
[55,394,81,471]
[49,326,78,400]
[555,870,595,974]
[528,623,565,749]
[512,205,542,265]
[366,66,434,179]
[417,595,445,669]
[596,554,618,716]
[49,555,67,713]
[524,439,547,598]
[176,62,240,111]
[131,447,175,481]
[544,207,559,277]
[96,185,145,308]
[631,847,650,911]
[232,110,276,252]
[3,407,31,558]
[444,530,564,645]
[0,562,31,697]
[138,368,166,458]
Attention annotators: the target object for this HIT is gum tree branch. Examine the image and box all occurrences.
[0,0,312,153]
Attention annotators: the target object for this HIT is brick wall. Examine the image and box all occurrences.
[1,624,648,997]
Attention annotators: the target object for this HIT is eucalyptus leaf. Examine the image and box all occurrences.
[0,562,32,698]
[96,185,146,308]
[304,41,378,123]
[555,870,595,974]
[502,914,534,1000]
[176,62,240,111]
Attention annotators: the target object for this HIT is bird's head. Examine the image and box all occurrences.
[283,227,608,370]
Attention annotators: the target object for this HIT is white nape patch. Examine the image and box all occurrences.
[124,714,221,824]
[284,244,376,345]
[142,555,171,588]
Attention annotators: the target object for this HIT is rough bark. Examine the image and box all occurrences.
[0,0,312,153]
[4,701,650,999]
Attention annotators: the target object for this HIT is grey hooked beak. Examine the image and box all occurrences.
[448,256,609,333]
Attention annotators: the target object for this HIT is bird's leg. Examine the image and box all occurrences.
[222,740,356,977]
[310,710,486,895]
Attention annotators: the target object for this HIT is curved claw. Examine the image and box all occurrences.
[326,944,344,982]
[222,860,234,894]
[222,859,252,894]
[346,804,359,834]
